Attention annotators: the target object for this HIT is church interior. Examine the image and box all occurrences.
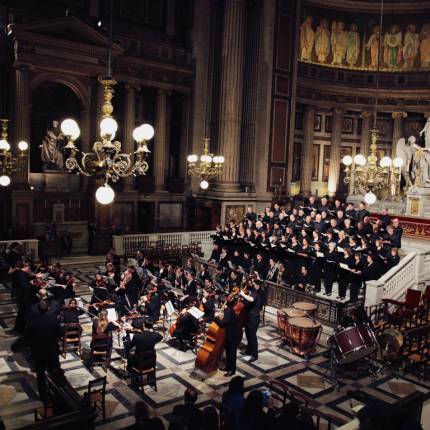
[1,0,430,429]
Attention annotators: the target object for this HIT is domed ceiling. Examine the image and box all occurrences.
[305,0,430,13]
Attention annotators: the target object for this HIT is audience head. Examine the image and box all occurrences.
[134,401,150,425]
[184,388,198,404]
[38,300,49,313]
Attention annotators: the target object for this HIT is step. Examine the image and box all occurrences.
[55,255,106,269]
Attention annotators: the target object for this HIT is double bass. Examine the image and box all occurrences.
[195,282,247,373]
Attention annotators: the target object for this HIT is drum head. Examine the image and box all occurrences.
[293,302,317,312]
[285,308,306,318]
[289,317,320,328]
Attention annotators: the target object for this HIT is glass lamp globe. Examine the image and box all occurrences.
[213,156,220,163]
[380,156,392,168]
[18,141,28,151]
[342,155,353,166]
[393,157,404,168]
[140,124,155,140]
[218,156,225,163]
[200,180,209,190]
[95,185,115,205]
[364,191,377,205]
[100,117,118,137]
[0,175,11,187]
[201,154,212,163]
[0,139,10,151]
[61,119,80,140]
[354,154,367,167]
[187,154,198,163]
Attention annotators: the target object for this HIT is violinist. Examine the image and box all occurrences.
[201,283,216,322]
[90,272,109,314]
[215,298,238,377]
[126,318,163,372]
[105,262,120,290]
[142,281,162,322]
[240,281,261,363]
[63,272,76,300]
[116,265,140,309]
[227,270,241,293]
[91,309,120,355]
[62,298,84,324]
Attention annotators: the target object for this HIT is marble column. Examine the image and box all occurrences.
[154,89,168,192]
[179,96,190,180]
[217,0,246,191]
[123,84,139,191]
[392,111,407,149]
[328,108,343,197]
[300,105,315,196]
[359,111,372,156]
[12,66,30,187]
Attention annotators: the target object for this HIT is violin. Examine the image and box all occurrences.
[169,307,188,336]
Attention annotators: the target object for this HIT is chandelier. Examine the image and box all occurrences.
[187,137,224,189]
[0,119,28,187]
[60,77,154,204]
[342,129,403,204]
[60,0,154,205]
[341,0,402,205]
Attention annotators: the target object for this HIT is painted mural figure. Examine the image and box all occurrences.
[420,24,430,69]
[402,24,419,70]
[39,120,65,171]
[384,24,402,69]
[315,19,330,63]
[346,23,360,66]
[300,16,315,61]
[331,21,348,65]
[366,26,380,69]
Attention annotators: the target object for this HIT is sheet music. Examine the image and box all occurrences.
[188,306,205,320]
[339,263,350,271]
[287,248,295,253]
[107,308,118,323]
[222,235,230,240]
[129,333,134,341]
[165,300,175,316]
[316,252,324,258]
[337,247,344,253]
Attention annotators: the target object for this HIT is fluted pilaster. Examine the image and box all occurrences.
[300,105,315,196]
[328,108,343,197]
[392,111,407,149]
[217,0,246,191]
[12,66,30,187]
[154,89,168,192]
[360,111,372,157]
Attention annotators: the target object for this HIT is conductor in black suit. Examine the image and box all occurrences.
[26,301,65,403]
[127,319,163,371]
[215,299,238,376]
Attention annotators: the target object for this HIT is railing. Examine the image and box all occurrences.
[365,247,430,307]
[113,231,215,259]
[0,239,39,262]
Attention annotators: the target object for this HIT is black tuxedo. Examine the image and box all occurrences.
[215,307,238,372]
[127,330,163,370]
[355,209,370,224]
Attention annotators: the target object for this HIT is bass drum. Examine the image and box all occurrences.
[328,324,379,365]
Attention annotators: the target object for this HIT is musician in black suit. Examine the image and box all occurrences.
[185,272,198,297]
[253,253,267,280]
[26,301,65,403]
[215,299,238,376]
[323,242,339,296]
[240,282,261,362]
[28,288,61,317]
[62,298,84,325]
[127,319,163,371]
[13,262,36,333]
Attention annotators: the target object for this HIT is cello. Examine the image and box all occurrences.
[195,282,247,373]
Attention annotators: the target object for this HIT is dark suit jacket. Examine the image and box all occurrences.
[129,331,163,354]
[215,307,238,345]
[26,312,62,360]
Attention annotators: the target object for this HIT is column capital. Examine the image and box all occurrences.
[124,83,141,92]
[392,111,407,119]
[361,111,373,119]
[332,107,343,116]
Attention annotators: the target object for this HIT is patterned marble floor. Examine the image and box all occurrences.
[1,266,430,429]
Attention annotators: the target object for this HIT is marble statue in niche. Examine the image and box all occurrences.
[365,26,380,69]
[420,117,430,149]
[420,24,430,69]
[331,21,348,65]
[39,120,65,171]
[315,19,330,63]
[402,24,419,70]
[300,16,315,61]
[346,23,360,66]
[395,136,420,188]
[384,24,402,69]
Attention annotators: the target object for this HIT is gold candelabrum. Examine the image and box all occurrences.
[61,76,155,204]
[0,119,28,187]
[342,129,404,204]
[186,137,224,190]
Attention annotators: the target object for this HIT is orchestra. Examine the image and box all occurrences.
[5,195,404,404]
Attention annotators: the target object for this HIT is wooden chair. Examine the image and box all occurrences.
[34,403,54,421]
[87,376,107,421]
[383,289,422,328]
[129,350,157,392]
[63,323,82,358]
[89,334,112,372]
